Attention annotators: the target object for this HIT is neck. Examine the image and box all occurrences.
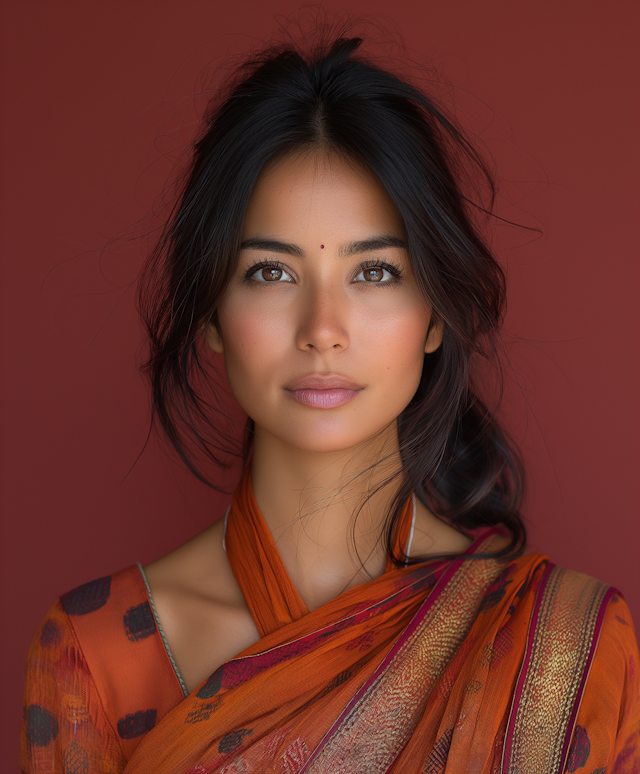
[249,422,404,608]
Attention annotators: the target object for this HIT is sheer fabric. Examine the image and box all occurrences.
[21,472,640,772]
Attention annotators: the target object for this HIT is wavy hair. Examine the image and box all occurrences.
[138,30,526,562]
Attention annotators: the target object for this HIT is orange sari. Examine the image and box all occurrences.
[21,471,640,773]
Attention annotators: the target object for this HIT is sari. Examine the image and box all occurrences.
[21,471,640,773]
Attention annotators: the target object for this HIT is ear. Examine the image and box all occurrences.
[205,323,224,354]
[424,316,444,354]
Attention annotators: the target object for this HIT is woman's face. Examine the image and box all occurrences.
[208,152,442,454]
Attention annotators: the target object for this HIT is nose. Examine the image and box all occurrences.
[295,282,350,353]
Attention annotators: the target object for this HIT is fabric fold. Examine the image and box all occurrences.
[21,474,639,774]
[224,467,414,637]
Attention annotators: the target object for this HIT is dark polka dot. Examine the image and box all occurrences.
[197,668,224,699]
[25,704,59,747]
[567,725,591,772]
[123,602,156,642]
[63,742,89,774]
[185,697,222,724]
[60,576,111,616]
[117,709,157,739]
[218,728,252,755]
[40,619,62,648]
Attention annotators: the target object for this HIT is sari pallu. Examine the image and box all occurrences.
[122,530,638,774]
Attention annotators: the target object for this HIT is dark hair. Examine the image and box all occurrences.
[138,30,526,562]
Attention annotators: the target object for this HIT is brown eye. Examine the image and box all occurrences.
[247,264,293,283]
[353,264,398,283]
[261,267,283,281]
[363,267,383,282]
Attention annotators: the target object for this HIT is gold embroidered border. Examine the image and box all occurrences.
[304,536,507,774]
[503,566,609,774]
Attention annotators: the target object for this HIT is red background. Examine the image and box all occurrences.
[1,0,638,764]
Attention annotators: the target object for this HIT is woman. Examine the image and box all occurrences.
[21,31,639,773]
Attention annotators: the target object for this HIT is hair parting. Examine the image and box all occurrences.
[138,19,526,564]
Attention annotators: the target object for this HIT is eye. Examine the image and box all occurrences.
[353,260,403,284]
[245,261,293,283]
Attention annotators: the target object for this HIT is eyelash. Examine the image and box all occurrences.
[357,258,404,283]
[242,260,289,282]
[242,258,405,284]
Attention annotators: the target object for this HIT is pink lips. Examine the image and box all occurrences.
[285,374,363,409]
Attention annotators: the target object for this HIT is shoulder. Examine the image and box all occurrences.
[27,565,148,663]
[471,550,622,634]
[497,561,639,771]
[526,563,634,642]
[28,564,172,688]
[589,591,639,694]
[54,564,184,687]
[22,567,149,769]
[142,518,234,605]
[52,565,160,664]
[142,514,253,617]
[24,565,187,760]
[59,564,147,622]
[571,592,640,770]
[522,563,634,674]
[509,559,628,636]
[514,562,639,719]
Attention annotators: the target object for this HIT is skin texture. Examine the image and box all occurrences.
[145,152,472,693]
[209,152,439,457]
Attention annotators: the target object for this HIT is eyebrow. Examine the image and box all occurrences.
[239,235,406,258]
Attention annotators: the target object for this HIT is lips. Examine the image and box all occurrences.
[284,373,363,409]
[285,374,363,391]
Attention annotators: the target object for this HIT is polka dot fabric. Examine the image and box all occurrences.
[20,554,640,772]
[20,566,184,772]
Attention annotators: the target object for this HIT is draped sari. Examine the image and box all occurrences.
[21,471,640,773]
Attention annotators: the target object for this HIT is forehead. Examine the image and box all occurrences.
[241,152,404,240]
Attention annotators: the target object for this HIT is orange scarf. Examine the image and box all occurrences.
[21,470,640,773]
[121,472,637,772]
[224,470,414,636]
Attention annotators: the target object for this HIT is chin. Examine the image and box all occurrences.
[288,436,368,455]
[265,416,398,456]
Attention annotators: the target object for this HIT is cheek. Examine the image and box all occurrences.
[375,315,432,421]
[216,297,289,386]
[216,288,432,431]
[358,304,431,376]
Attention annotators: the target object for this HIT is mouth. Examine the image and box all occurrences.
[284,374,363,410]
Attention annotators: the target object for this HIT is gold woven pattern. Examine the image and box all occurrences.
[503,566,609,773]
[304,539,507,774]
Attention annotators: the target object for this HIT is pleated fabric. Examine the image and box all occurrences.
[21,473,640,773]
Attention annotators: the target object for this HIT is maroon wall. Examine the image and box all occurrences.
[1,0,638,765]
